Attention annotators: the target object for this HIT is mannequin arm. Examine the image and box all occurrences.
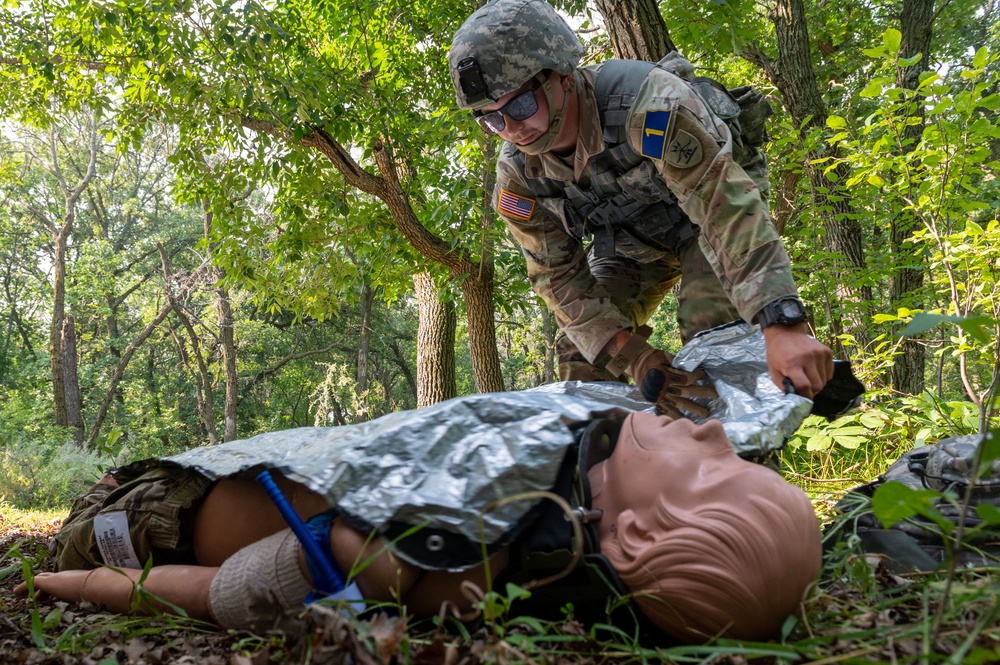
[15,566,219,623]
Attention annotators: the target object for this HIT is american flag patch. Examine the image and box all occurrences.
[498,189,536,221]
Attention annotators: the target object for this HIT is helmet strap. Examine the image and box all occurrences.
[518,73,574,155]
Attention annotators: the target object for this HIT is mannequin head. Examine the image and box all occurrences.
[589,412,821,642]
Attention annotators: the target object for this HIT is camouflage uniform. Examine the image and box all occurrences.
[50,463,211,571]
[493,61,799,380]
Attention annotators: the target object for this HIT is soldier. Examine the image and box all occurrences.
[447,0,834,416]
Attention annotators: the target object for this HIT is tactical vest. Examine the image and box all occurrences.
[513,57,771,263]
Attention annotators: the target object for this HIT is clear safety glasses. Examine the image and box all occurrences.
[473,80,542,134]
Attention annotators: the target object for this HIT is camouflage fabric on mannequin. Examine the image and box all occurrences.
[50,464,212,571]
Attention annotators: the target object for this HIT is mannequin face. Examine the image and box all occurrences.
[588,411,822,642]
[589,412,774,546]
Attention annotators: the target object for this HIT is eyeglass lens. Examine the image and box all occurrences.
[475,85,539,133]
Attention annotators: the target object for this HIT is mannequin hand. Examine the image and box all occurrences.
[626,342,717,419]
[763,323,834,399]
[14,570,129,609]
[16,566,217,621]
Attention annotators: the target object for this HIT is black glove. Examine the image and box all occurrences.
[609,335,717,419]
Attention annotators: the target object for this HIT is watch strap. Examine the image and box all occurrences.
[757,297,807,328]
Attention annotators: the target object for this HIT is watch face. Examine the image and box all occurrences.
[781,299,805,318]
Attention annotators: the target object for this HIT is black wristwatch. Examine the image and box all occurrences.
[756,296,808,328]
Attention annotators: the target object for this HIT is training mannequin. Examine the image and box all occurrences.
[16,410,821,643]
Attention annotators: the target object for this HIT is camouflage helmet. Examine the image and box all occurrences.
[448,0,584,110]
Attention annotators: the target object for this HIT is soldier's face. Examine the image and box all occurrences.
[479,76,553,147]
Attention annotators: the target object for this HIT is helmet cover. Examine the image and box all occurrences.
[448,0,584,109]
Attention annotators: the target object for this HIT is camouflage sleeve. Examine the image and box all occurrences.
[494,151,632,362]
[625,67,798,323]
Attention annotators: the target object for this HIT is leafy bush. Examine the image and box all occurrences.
[0,438,110,509]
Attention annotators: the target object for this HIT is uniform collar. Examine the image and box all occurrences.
[521,68,605,183]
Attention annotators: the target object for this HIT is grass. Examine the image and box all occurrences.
[0,501,64,536]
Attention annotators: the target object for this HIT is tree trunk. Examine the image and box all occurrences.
[889,0,934,394]
[201,204,239,440]
[389,336,418,402]
[355,282,374,421]
[542,308,557,385]
[461,267,503,395]
[217,281,238,441]
[105,294,126,409]
[414,272,456,407]
[594,0,676,60]
[158,244,219,444]
[49,220,70,429]
[43,119,99,438]
[61,314,84,445]
[772,169,802,236]
[86,303,173,447]
[745,0,874,360]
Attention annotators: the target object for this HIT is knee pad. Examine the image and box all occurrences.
[208,529,312,631]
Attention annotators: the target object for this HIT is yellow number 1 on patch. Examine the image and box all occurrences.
[640,110,672,160]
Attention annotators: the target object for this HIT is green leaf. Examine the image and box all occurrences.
[977,93,1000,112]
[980,429,1000,469]
[831,434,865,449]
[826,115,846,129]
[860,80,884,98]
[972,46,988,69]
[504,582,532,602]
[883,29,902,53]
[898,53,922,68]
[871,481,947,528]
[859,413,885,429]
[900,313,994,343]
[957,316,997,344]
[975,503,1000,527]
[41,605,64,630]
[805,433,833,451]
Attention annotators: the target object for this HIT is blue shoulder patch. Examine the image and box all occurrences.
[640,110,673,160]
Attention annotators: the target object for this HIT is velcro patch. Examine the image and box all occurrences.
[665,128,704,168]
[498,189,536,220]
[640,110,674,160]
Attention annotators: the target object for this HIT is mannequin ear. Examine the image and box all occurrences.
[616,508,657,551]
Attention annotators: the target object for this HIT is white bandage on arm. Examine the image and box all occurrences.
[208,528,312,631]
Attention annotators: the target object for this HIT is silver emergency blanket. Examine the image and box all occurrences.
[163,323,810,567]
[674,322,813,455]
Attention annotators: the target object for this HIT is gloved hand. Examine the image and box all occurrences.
[626,343,717,419]
[606,331,717,419]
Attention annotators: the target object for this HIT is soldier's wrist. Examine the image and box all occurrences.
[605,331,650,378]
